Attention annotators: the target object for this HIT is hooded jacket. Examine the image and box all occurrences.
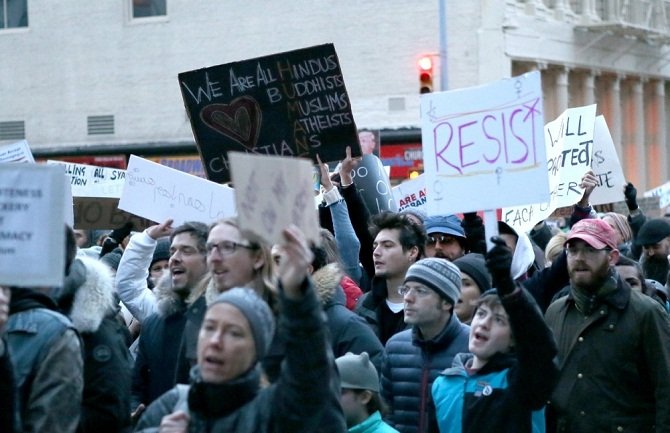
[6,287,83,433]
[313,264,384,370]
[132,271,201,407]
[58,256,133,433]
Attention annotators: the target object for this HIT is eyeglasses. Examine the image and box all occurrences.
[427,234,454,245]
[565,245,611,257]
[398,285,432,297]
[206,240,256,256]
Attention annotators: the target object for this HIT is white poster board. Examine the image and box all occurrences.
[503,104,597,233]
[47,160,126,198]
[421,71,549,215]
[392,174,427,212]
[0,140,35,164]
[0,164,65,287]
[645,181,670,208]
[589,116,626,206]
[229,152,320,245]
[119,155,236,226]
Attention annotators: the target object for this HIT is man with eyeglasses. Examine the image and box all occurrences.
[545,218,670,433]
[120,219,209,419]
[380,257,469,433]
[423,214,468,261]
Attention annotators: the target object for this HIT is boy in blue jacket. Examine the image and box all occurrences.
[431,237,558,433]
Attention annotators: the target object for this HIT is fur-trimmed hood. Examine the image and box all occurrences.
[152,272,210,317]
[67,256,117,333]
[312,263,344,306]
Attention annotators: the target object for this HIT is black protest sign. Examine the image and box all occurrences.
[73,197,155,230]
[179,43,361,183]
[351,155,397,215]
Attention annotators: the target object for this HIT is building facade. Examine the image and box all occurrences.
[1,0,669,189]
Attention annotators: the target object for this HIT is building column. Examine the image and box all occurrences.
[583,71,596,106]
[647,80,667,187]
[555,67,569,116]
[622,79,647,189]
[610,75,623,159]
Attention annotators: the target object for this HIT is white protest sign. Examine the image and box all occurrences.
[119,155,236,226]
[0,164,65,287]
[421,71,549,215]
[0,140,35,163]
[229,152,320,245]
[589,116,626,205]
[392,175,427,212]
[644,181,670,208]
[47,160,126,198]
[503,104,597,233]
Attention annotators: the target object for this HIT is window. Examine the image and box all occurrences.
[0,121,25,140]
[0,0,28,29]
[131,0,166,19]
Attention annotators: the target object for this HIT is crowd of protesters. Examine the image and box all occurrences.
[1,147,670,433]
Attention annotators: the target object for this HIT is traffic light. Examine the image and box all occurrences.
[418,56,434,94]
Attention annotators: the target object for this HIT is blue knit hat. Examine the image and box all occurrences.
[424,214,465,239]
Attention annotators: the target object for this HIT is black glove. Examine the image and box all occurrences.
[624,182,638,211]
[109,222,134,244]
[485,236,515,296]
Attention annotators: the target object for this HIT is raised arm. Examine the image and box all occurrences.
[115,220,173,322]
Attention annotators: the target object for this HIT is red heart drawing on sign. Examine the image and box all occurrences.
[200,96,262,151]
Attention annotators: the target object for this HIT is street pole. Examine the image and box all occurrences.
[439,0,448,90]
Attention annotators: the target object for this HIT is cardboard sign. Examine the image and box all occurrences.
[644,181,670,208]
[119,155,236,226]
[179,43,360,183]
[47,160,126,198]
[392,174,427,212]
[589,116,626,206]
[421,71,549,215]
[502,104,597,233]
[0,164,65,287]
[73,197,155,230]
[0,140,35,163]
[350,154,397,215]
[229,152,320,245]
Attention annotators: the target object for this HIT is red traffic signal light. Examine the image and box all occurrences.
[418,56,433,94]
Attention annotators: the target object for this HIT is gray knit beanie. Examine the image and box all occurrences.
[404,258,461,304]
[210,288,275,360]
[335,352,380,392]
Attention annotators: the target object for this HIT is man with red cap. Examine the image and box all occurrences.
[545,218,670,433]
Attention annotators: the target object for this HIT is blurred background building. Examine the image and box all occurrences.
[1,0,669,188]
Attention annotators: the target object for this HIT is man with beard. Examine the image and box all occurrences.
[423,214,468,261]
[545,218,670,432]
[637,218,670,284]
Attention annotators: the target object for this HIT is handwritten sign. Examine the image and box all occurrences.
[73,197,154,230]
[119,155,236,226]
[229,152,319,245]
[179,43,360,183]
[421,71,549,215]
[503,104,598,233]
[392,174,427,212]
[589,116,625,206]
[645,181,670,208]
[350,154,397,215]
[0,140,34,163]
[0,164,65,287]
[47,160,126,198]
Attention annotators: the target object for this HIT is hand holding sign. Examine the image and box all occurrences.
[577,170,598,208]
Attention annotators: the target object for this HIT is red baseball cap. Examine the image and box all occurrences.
[565,218,618,251]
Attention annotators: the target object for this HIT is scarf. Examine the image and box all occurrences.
[188,365,261,419]
[570,269,618,316]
